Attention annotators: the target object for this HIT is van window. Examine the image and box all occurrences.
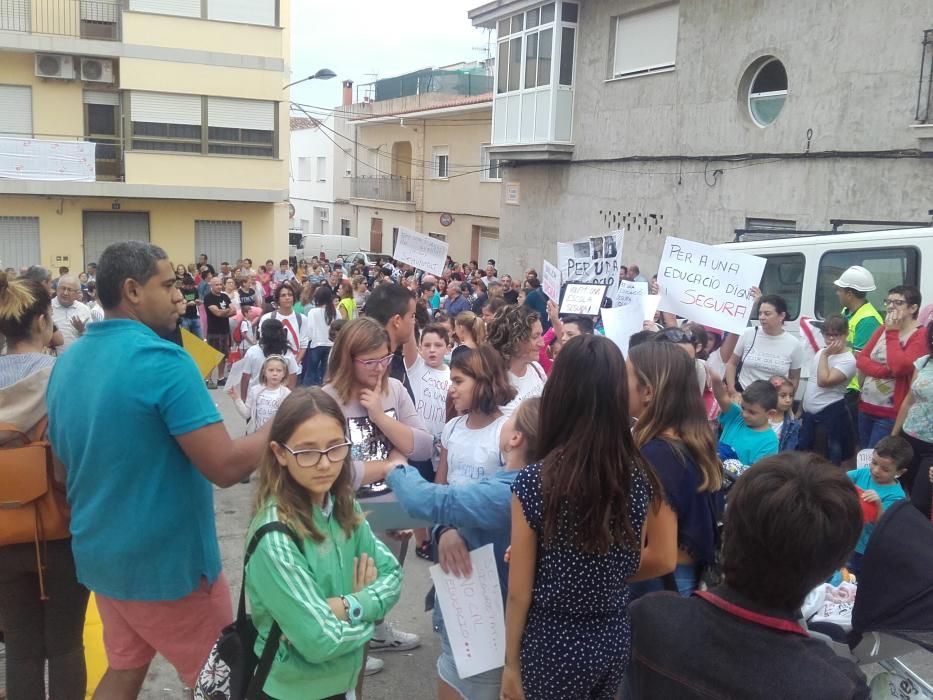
[757,253,804,320]
[816,247,920,319]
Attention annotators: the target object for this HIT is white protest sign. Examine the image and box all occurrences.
[642,295,662,322]
[542,259,561,300]
[559,283,606,316]
[392,227,448,276]
[601,302,645,357]
[656,236,766,335]
[429,544,505,678]
[614,281,648,309]
[557,230,624,296]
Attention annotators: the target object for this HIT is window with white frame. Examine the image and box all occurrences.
[0,85,32,135]
[432,146,449,179]
[297,157,311,181]
[340,218,351,236]
[481,145,501,181]
[316,156,326,181]
[612,3,679,79]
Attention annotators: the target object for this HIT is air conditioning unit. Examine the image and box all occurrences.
[80,58,114,84]
[35,54,75,80]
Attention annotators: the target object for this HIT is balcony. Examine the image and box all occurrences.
[350,176,412,203]
[0,0,122,41]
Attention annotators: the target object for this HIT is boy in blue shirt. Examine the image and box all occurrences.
[711,375,780,467]
[846,435,912,574]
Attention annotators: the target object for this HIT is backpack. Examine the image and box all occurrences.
[0,417,71,599]
[194,522,302,700]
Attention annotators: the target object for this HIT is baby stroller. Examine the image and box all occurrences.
[808,500,933,698]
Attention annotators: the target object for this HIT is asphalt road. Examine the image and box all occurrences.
[138,389,933,698]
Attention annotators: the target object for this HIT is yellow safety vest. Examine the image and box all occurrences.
[845,302,883,391]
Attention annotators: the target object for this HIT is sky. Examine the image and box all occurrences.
[289,0,492,114]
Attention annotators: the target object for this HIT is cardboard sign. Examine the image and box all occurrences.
[601,302,645,357]
[557,231,624,295]
[559,283,607,316]
[393,227,449,276]
[180,328,225,379]
[430,544,505,678]
[542,260,561,300]
[656,236,766,335]
[614,280,648,309]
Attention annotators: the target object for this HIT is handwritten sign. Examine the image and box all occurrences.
[656,236,766,335]
[430,544,505,678]
[559,283,607,316]
[614,281,648,309]
[393,227,449,276]
[542,260,561,300]
[557,230,624,296]
[601,302,645,357]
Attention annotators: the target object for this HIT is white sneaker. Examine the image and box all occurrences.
[369,621,421,652]
[364,655,384,675]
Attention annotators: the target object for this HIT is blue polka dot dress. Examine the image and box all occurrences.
[512,462,651,699]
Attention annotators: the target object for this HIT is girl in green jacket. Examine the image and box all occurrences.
[245,387,403,700]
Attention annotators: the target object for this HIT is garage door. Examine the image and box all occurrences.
[195,220,242,269]
[83,211,150,267]
[478,228,499,267]
[0,216,40,270]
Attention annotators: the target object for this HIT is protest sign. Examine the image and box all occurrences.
[614,280,648,309]
[430,544,505,678]
[642,295,662,322]
[180,328,225,379]
[557,230,624,295]
[542,259,561,300]
[601,302,645,357]
[559,283,607,316]
[656,236,766,334]
[393,227,449,276]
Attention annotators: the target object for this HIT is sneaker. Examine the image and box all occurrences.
[369,621,421,652]
[364,656,384,676]
[217,377,226,387]
[206,380,217,390]
[415,540,432,561]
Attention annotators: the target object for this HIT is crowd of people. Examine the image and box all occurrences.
[0,242,931,700]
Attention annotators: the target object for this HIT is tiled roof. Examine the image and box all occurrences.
[290,116,320,130]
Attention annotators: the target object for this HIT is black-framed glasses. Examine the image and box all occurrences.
[281,441,352,468]
[883,298,908,307]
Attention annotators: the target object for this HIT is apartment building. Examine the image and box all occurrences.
[0,0,290,273]
[468,0,933,274]
[346,64,502,263]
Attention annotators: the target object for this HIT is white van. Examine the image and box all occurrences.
[718,227,933,337]
[290,233,361,261]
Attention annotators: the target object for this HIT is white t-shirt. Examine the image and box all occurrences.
[407,356,451,467]
[306,306,335,349]
[734,328,804,388]
[242,344,300,390]
[259,310,311,354]
[442,414,507,486]
[802,349,857,414]
[236,384,291,431]
[500,361,546,417]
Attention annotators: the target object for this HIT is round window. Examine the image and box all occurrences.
[747,58,787,127]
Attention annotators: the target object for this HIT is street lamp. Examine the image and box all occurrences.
[283,68,337,90]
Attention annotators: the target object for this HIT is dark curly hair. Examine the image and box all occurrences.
[487,305,540,361]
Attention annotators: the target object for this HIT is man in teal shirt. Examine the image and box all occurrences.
[48,241,270,698]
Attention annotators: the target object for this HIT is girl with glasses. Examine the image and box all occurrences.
[243,388,402,700]
[323,317,433,489]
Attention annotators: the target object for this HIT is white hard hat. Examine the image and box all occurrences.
[833,265,876,292]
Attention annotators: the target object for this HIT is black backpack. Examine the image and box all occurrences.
[194,522,302,700]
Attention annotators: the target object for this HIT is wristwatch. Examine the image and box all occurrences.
[341,594,363,624]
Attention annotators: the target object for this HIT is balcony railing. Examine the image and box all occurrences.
[350,176,412,202]
[0,0,122,40]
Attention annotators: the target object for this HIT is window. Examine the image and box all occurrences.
[0,85,32,135]
[481,145,501,181]
[0,216,40,270]
[745,218,797,232]
[341,218,351,237]
[130,92,202,152]
[316,156,326,181]
[816,247,920,319]
[746,58,787,127]
[612,3,679,79]
[297,157,311,181]
[129,0,277,26]
[84,90,121,179]
[428,232,447,241]
[559,26,576,86]
[756,254,805,321]
[432,146,449,179]
[497,3,558,94]
[207,97,274,156]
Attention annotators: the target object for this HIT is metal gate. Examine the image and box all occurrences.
[0,216,40,270]
[82,211,150,268]
[194,220,242,269]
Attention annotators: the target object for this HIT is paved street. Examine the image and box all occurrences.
[140,388,440,699]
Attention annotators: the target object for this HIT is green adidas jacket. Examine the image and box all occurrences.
[245,499,402,700]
